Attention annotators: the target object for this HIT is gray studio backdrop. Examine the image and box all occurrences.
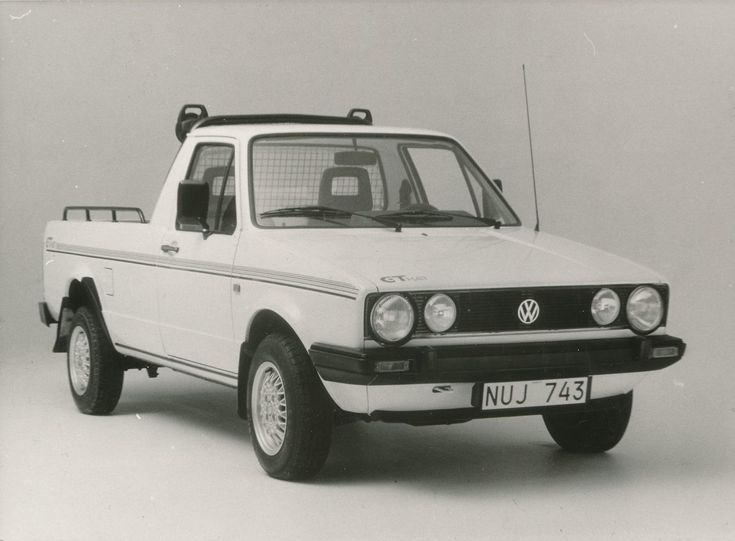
[1,1,733,433]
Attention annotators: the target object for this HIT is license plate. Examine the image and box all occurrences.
[480,377,589,411]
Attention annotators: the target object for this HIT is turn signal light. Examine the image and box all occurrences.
[652,346,679,359]
[375,360,411,373]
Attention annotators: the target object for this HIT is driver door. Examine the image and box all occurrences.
[156,140,240,376]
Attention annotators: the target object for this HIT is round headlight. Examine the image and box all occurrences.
[370,294,415,343]
[626,286,664,333]
[424,293,457,333]
[590,288,621,326]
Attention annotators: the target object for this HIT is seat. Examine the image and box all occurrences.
[318,167,373,212]
[202,165,234,183]
[399,178,415,208]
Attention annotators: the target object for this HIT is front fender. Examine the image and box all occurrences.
[235,282,365,351]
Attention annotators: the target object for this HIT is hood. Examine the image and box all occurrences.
[251,226,664,294]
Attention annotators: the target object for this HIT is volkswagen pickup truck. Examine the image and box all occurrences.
[40,104,686,480]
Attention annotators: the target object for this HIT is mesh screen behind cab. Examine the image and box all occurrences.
[252,144,384,214]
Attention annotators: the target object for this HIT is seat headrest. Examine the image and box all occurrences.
[318,167,373,212]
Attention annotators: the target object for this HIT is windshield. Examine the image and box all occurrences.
[250,134,520,228]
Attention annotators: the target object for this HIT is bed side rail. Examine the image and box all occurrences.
[62,206,146,223]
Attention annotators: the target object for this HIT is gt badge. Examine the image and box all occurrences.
[379,275,427,283]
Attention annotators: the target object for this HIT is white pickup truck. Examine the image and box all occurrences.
[40,104,685,480]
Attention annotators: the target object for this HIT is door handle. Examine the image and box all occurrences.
[160,244,179,254]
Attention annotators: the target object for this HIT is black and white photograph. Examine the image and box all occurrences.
[1,1,734,540]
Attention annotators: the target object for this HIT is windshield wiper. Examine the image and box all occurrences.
[435,210,502,229]
[259,206,353,227]
[381,209,453,222]
[380,208,501,228]
[260,206,399,229]
[260,205,352,218]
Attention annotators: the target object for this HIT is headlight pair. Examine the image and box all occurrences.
[370,293,456,344]
[591,285,664,333]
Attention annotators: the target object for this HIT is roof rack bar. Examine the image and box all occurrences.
[193,113,372,131]
[347,108,373,124]
[175,104,374,141]
[176,104,209,142]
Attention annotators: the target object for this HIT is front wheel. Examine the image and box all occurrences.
[67,306,124,415]
[543,392,633,453]
[247,333,333,480]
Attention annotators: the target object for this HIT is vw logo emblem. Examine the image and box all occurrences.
[517,299,540,324]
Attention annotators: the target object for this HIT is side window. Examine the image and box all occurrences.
[179,144,237,234]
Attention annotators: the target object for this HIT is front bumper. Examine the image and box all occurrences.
[310,334,685,422]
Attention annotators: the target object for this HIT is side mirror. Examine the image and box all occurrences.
[492,178,503,192]
[177,181,213,239]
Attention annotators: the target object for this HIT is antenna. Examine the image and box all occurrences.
[522,64,541,232]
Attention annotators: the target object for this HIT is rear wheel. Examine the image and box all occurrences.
[247,333,333,480]
[67,307,124,415]
[543,392,633,453]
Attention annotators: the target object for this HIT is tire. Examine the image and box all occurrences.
[247,333,333,480]
[67,306,124,415]
[543,392,633,453]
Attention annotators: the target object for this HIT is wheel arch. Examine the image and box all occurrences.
[237,309,304,419]
[54,277,111,353]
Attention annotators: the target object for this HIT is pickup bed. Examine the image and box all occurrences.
[40,104,685,480]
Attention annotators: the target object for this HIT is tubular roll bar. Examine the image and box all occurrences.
[63,206,146,223]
